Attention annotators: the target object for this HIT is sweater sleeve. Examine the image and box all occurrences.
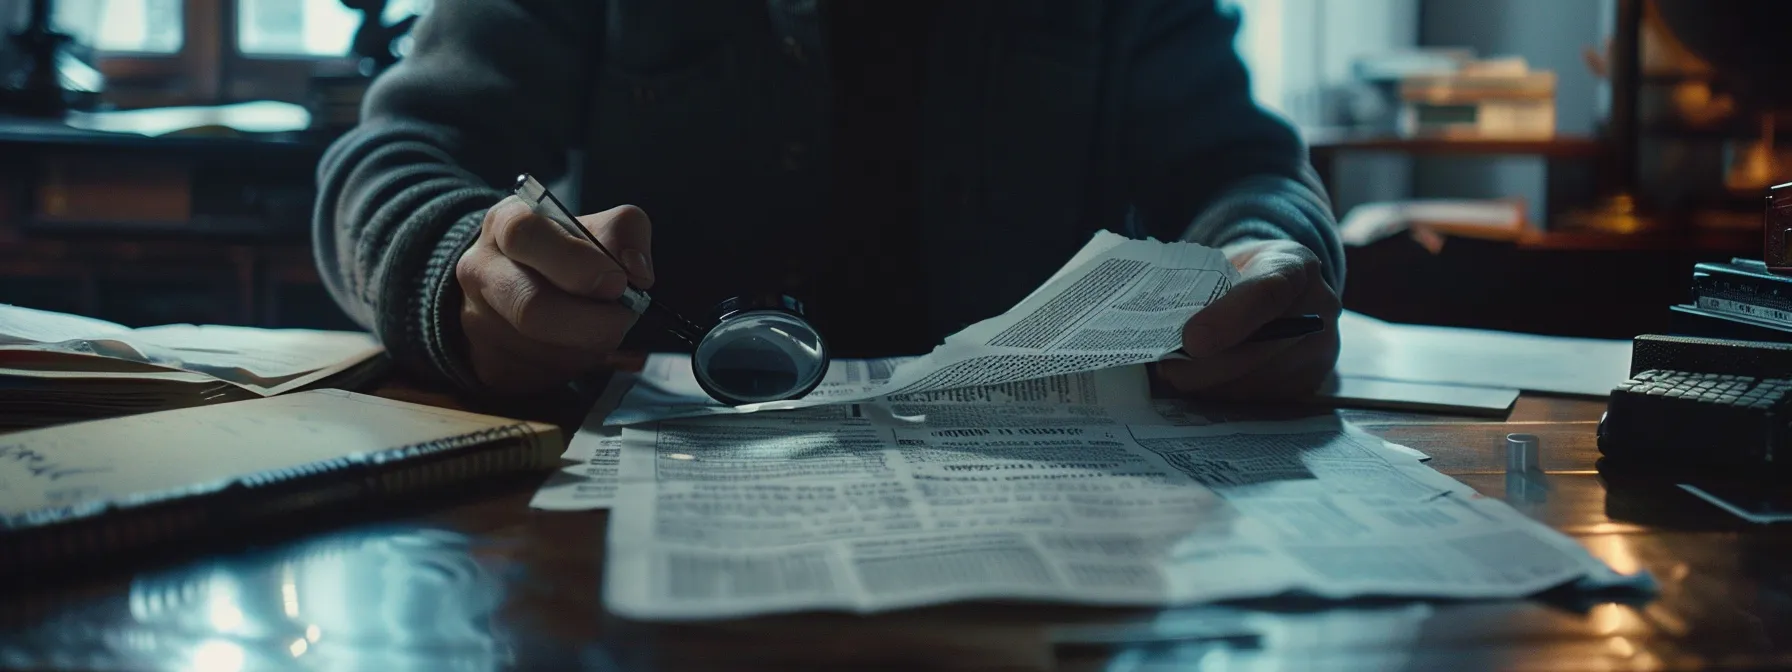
[1119,0,1345,293]
[312,0,600,393]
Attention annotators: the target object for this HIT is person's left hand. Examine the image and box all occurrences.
[1155,239,1342,401]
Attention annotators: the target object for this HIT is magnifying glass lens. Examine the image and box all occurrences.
[693,309,828,406]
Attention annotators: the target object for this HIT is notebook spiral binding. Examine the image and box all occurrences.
[0,422,557,581]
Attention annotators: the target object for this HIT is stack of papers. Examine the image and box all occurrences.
[531,230,1647,620]
[603,413,1636,620]
[0,305,386,430]
[1335,311,1633,398]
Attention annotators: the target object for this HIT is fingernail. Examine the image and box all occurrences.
[621,249,653,281]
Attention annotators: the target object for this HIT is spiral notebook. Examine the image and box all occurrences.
[0,389,562,578]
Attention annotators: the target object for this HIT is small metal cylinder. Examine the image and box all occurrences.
[1506,433,1542,473]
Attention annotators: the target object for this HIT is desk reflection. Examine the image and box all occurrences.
[1,527,508,671]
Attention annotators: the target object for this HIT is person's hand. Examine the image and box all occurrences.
[454,197,655,394]
[1156,239,1341,400]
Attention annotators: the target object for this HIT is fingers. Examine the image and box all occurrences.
[1156,337,1300,393]
[458,245,639,351]
[484,198,654,299]
[456,199,658,394]
[1160,327,1340,401]
[1181,246,1322,357]
[461,295,605,393]
[1199,339,1338,401]
[582,204,655,288]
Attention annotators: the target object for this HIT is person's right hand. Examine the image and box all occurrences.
[454,196,655,394]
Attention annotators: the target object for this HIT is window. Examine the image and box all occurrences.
[27,0,431,108]
[237,0,429,57]
[55,0,183,54]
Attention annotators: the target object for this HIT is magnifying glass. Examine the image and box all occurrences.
[511,174,831,406]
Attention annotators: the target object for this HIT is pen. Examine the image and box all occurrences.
[513,174,705,344]
[1245,314,1325,342]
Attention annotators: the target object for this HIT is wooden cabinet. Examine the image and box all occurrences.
[0,123,350,329]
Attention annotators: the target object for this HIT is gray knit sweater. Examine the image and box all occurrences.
[312,0,1344,397]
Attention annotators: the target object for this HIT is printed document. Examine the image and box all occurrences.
[531,363,1177,510]
[868,231,1236,399]
[534,230,1644,619]
[600,231,1239,426]
[603,415,1638,620]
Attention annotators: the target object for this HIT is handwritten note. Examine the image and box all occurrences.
[0,443,110,483]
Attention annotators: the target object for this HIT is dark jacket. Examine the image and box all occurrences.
[312,0,1343,394]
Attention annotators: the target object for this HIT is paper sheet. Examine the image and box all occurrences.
[602,231,1237,426]
[603,415,1642,620]
[550,231,1646,620]
[1318,375,1519,416]
[530,427,624,511]
[0,304,132,345]
[1679,484,1792,524]
[0,304,383,396]
[1336,311,1631,397]
[124,325,384,389]
[535,363,1179,510]
[551,230,1406,510]
[873,232,1235,398]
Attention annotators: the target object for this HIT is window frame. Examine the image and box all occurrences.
[87,0,367,109]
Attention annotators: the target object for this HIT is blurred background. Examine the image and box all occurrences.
[0,0,1778,340]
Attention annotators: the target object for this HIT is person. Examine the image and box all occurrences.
[313,0,1344,405]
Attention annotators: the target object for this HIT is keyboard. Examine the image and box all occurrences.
[1598,368,1792,470]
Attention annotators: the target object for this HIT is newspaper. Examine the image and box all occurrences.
[533,360,1434,511]
[550,230,1645,619]
[875,232,1233,397]
[603,414,1643,620]
[541,230,1458,513]
[601,230,1238,426]
[531,363,1190,510]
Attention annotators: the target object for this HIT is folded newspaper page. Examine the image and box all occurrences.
[600,230,1238,426]
[603,414,1644,620]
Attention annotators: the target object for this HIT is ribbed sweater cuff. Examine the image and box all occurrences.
[412,208,488,396]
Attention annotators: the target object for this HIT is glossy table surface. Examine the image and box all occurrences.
[2,388,1789,671]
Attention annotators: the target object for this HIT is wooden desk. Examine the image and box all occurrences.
[0,390,1786,670]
